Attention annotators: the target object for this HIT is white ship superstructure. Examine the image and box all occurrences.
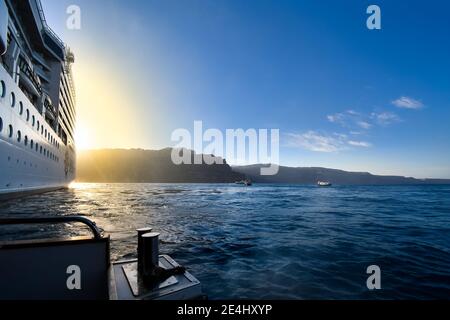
[0,0,76,199]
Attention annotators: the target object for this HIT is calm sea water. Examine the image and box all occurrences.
[0,183,449,299]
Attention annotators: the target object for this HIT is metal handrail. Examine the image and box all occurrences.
[36,0,66,50]
[36,0,77,101]
[18,56,43,95]
[0,216,103,240]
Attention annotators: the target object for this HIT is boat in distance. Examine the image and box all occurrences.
[235,179,253,186]
[0,0,76,200]
[317,181,332,187]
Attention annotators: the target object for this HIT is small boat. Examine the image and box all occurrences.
[235,179,252,186]
[317,181,332,187]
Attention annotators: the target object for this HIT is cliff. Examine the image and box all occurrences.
[232,165,450,185]
[76,148,244,183]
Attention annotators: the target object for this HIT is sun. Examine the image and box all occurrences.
[74,122,91,150]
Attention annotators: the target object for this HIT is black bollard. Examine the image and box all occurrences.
[141,232,160,277]
[136,227,152,272]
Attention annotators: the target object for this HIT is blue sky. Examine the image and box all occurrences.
[42,0,450,178]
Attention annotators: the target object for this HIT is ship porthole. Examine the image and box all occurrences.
[10,92,15,108]
[0,81,5,98]
[30,139,34,149]
[17,130,21,143]
[0,117,3,132]
[32,115,35,127]
[19,102,23,115]
[8,125,13,138]
[24,135,28,146]
[26,109,30,121]
[37,121,40,130]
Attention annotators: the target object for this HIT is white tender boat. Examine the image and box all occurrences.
[235,179,252,186]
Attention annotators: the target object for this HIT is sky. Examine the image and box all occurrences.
[41,0,450,178]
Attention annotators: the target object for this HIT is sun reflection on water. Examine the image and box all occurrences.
[68,182,98,190]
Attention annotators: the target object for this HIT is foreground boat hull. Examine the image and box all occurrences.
[0,217,203,300]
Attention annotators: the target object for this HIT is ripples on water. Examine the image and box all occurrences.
[0,183,449,299]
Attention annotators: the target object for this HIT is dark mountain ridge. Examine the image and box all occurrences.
[76,148,243,183]
[233,164,450,185]
[76,149,450,184]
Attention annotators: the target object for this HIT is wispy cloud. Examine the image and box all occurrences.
[348,140,372,148]
[327,110,373,131]
[371,112,400,125]
[327,114,341,123]
[285,131,371,153]
[357,121,372,129]
[318,101,409,152]
[392,96,424,109]
[328,108,402,130]
[286,131,345,152]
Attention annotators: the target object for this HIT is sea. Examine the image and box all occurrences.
[0,183,449,299]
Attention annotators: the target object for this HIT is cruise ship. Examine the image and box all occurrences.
[0,0,76,200]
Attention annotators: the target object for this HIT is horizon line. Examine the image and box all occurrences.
[77,147,450,180]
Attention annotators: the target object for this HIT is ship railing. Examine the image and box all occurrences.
[44,96,57,118]
[0,216,110,300]
[36,0,66,51]
[36,0,76,99]
[0,216,103,239]
[18,56,43,95]
[64,63,76,101]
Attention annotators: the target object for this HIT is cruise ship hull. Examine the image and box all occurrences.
[0,66,74,200]
[0,0,76,200]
